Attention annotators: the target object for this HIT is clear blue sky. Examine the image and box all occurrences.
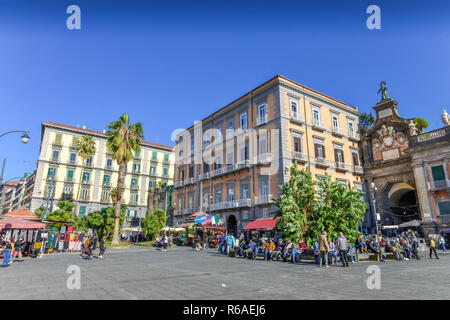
[0,0,449,181]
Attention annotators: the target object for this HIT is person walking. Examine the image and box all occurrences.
[162,232,169,252]
[429,236,439,259]
[318,232,330,268]
[337,232,349,267]
[438,235,446,251]
[98,236,106,259]
[1,238,13,267]
[14,236,25,262]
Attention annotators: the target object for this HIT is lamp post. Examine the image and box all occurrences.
[0,130,30,143]
[370,182,379,239]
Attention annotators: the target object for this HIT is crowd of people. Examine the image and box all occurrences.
[79,235,106,260]
[210,229,447,267]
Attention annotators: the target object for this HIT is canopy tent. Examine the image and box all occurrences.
[398,219,422,228]
[0,217,46,230]
[381,225,399,230]
[5,206,40,220]
[243,218,280,232]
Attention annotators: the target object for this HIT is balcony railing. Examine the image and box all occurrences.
[174,181,183,188]
[332,126,345,136]
[198,172,210,180]
[315,157,330,168]
[257,153,271,164]
[427,179,450,191]
[257,114,268,126]
[183,208,194,215]
[236,159,250,169]
[254,194,272,205]
[312,119,327,131]
[235,198,252,208]
[292,151,308,162]
[183,177,195,186]
[290,112,305,124]
[335,162,350,172]
[210,167,224,178]
[348,132,360,141]
[353,165,364,174]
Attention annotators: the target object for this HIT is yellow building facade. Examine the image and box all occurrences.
[30,122,174,218]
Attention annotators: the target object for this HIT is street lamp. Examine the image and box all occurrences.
[370,182,379,239]
[0,130,31,144]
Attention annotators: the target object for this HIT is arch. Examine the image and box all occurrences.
[226,214,237,236]
[388,182,415,206]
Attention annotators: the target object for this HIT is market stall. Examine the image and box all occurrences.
[243,218,280,241]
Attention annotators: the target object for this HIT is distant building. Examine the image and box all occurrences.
[0,173,34,215]
[30,122,175,219]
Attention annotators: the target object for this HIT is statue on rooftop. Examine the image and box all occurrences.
[441,109,450,126]
[377,81,390,101]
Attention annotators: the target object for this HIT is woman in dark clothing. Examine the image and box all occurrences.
[98,236,106,259]
[14,237,25,262]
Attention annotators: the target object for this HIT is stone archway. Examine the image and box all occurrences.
[388,182,419,221]
[226,214,237,236]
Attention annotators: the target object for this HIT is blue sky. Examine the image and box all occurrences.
[0,0,449,181]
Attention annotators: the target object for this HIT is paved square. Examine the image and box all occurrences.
[1,246,449,300]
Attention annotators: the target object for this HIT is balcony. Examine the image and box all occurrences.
[236,159,250,170]
[335,162,350,172]
[315,157,330,168]
[291,151,308,163]
[235,198,252,208]
[353,165,364,175]
[290,112,305,124]
[68,160,77,166]
[183,177,195,186]
[174,181,183,188]
[175,208,183,216]
[254,194,272,205]
[348,132,360,141]
[257,153,271,165]
[198,172,210,180]
[183,208,194,215]
[332,126,345,136]
[210,166,225,178]
[312,119,327,131]
[427,179,450,191]
[130,185,139,190]
[257,114,268,126]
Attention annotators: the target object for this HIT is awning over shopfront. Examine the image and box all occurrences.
[398,219,422,228]
[0,217,46,230]
[177,222,194,228]
[243,218,280,232]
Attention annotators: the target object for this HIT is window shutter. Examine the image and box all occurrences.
[352,152,359,166]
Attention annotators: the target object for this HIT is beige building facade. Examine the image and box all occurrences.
[173,75,362,234]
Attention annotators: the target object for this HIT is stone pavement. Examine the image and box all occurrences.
[1,246,449,300]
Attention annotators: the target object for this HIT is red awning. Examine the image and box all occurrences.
[5,206,39,220]
[243,218,280,232]
[0,217,46,230]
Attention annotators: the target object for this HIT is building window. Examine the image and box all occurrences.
[437,200,450,215]
[69,153,77,164]
[101,190,110,202]
[352,151,359,166]
[130,193,139,204]
[66,169,74,182]
[47,167,57,179]
[51,150,59,162]
[314,139,325,159]
[152,151,158,161]
[258,132,268,155]
[337,179,349,189]
[292,133,302,153]
[348,120,355,136]
[82,171,90,184]
[132,162,141,174]
[188,194,193,209]
[226,148,234,166]
[226,118,234,138]
[164,154,169,162]
[257,104,267,125]
[238,141,249,162]
[313,108,320,125]
[79,206,86,216]
[227,184,235,202]
[63,186,73,196]
[80,188,90,200]
[290,99,299,118]
[431,165,446,183]
[85,156,93,167]
[163,167,168,177]
[214,188,222,204]
[260,176,269,196]
[242,210,248,220]
[332,115,339,131]
[134,150,140,159]
[106,158,112,170]
[239,112,248,131]
[241,183,249,199]
[150,166,156,176]
[262,208,268,218]
[215,155,223,170]
[131,178,138,188]
[334,148,344,163]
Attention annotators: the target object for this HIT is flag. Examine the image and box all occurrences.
[213,215,219,225]
[194,214,206,224]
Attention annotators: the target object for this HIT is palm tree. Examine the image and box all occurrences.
[74,135,96,216]
[106,113,144,245]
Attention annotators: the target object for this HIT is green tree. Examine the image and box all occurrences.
[34,206,45,219]
[306,174,367,247]
[274,162,316,243]
[106,113,144,245]
[46,200,78,231]
[358,112,375,135]
[73,135,96,215]
[141,209,167,240]
[413,118,428,133]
